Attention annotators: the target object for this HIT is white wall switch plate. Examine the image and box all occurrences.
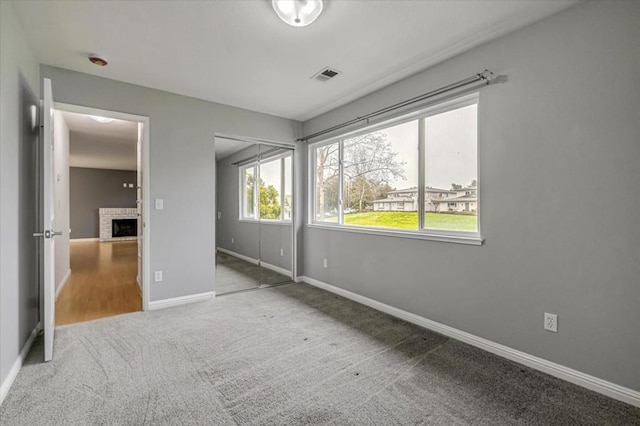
[323,258,328,268]
[231,238,234,244]
[123,183,127,188]
[544,312,558,332]
[154,271,163,282]
[217,212,222,219]
[128,183,134,188]
[155,199,164,210]
[280,248,284,256]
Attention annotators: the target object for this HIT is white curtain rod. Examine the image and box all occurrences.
[298,69,497,142]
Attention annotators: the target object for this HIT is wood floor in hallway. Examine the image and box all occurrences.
[56,241,141,326]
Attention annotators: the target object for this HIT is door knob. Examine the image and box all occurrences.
[35,230,63,238]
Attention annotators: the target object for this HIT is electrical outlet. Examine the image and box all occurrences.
[231,237,234,244]
[544,313,558,332]
[217,212,222,219]
[323,258,328,268]
[155,198,164,210]
[280,248,284,256]
[154,271,163,282]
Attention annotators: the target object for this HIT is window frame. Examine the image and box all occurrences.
[239,163,257,220]
[239,152,293,223]
[308,93,482,245]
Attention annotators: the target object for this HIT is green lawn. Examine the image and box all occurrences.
[337,211,477,232]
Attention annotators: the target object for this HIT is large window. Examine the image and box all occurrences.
[310,94,479,241]
[240,154,292,222]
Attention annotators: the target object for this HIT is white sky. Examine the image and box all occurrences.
[259,155,292,196]
[384,104,477,190]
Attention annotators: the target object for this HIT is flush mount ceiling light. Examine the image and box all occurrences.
[272,0,323,27]
[89,115,114,124]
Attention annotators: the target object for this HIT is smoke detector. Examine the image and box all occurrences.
[88,54,108,66]
[311,67,342,83]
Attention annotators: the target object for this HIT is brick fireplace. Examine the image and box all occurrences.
[99,208,137,242]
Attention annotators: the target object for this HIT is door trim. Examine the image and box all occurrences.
[54,102,151,311]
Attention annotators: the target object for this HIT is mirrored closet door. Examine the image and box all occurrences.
[257,143,293,287]
[215,137,294,296]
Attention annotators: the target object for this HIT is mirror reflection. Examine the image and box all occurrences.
[215,137,293,295]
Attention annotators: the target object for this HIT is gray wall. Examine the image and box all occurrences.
[301,1,640,391]
[70,167,137,239]
[0,1,41,394]
[53,111,70,292]
[216,144,293,274]
[41,65,301,302]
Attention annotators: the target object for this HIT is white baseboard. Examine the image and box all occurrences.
[217,247,292,277]
[217,247,258,265]
[260,261,292,278]
[148,291,215,311]
[301,276,640,408]
[0,322,41,406]
[55,269,71,301]
[294,276,303,283]
[70,238,99,242]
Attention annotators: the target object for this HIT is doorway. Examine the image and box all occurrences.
[214,135,296,295]
[50,103,150,325]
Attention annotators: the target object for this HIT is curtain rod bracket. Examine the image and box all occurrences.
[478,69,495,83]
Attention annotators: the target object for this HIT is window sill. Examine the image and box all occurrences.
[239,219,292,226]
[305,223,483,246]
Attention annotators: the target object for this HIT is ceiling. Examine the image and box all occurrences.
[62,111,138,139]
[62,108,255,166]
[215,137,256,161]
[13,1,576,122]
[62,111,138,171]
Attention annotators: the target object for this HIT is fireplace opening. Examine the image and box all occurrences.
[112,219,137,238]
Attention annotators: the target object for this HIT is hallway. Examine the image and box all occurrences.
[55,241,141,326]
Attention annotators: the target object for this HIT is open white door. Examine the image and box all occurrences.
[40,78,58,361]
[136,122,143,298]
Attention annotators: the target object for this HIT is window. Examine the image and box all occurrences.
[241,166,255,219]
[240,154,292,222]
[424,103,477,232]
[310,94,479,242]
[283,156,292,220]
[343,120,418,229]
[314,142,339,222]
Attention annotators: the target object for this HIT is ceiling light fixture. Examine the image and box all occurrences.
[272,0,323,27]
[89,115,114,124]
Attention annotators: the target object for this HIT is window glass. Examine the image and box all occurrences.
[259,158,283,220]
[343,120,418,229]
[283,156,292,220]
[424,104,478,232]
[242,166,255,219]
[314,143,340,222]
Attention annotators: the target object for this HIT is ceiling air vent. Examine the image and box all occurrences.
[311,67,342,83]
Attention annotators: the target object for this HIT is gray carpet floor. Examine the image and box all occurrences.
[216,251,291,295]
[1,283,638,425]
